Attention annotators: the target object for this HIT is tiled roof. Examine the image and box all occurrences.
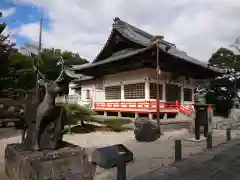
[73,17,223,73]
[112,18,222,73]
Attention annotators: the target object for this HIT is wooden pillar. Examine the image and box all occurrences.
[175,140,182,161]
[192,88,195,104]
[149,113,153,120]
[135,112,139,119]
[226,128,231,141]
[180,85,184,103]
[118,112,122,117]
[145,78,150,101]
[121,82,124,100]
[104,111,107,116]
[92,87,96,110]
[162,81,166,101]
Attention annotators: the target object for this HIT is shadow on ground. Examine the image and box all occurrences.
[68,123,132,134]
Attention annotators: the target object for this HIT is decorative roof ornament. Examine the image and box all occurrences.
[113,17,120,22]
[150,35,164,43]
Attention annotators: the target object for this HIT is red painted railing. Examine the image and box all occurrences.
[93,100,194,115]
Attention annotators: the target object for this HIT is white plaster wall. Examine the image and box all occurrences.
[103,68,151,86]
[81,83,94,100]
[95,90,105,101]
[103,68,152,102]
[68,83,77,96]
[68,83,80,104]
[68,80,105,108]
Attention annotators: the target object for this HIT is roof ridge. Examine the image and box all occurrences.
[113,17,153,39]
[113,17,177,48]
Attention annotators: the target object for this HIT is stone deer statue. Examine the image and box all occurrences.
[33,77,68,150]
[21,85,46,143]
[22,67,69,151]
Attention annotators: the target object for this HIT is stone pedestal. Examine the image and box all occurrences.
[5,142,96,180]
[184,135,206,142]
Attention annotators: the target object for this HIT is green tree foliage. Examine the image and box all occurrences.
[209,47,238,69]
[0,21,88,97]
[0,14,16,96]
[206,45,240,116]
[39,48,88,81]
[3,47,89,97]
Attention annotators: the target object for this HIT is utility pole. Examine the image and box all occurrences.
[36,15,43,103]
[156,41,161,134]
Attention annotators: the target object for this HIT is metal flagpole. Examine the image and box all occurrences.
[156,41,161,134]
[36,15,43,104]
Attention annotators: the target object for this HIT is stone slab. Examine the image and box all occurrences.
[5,142,96,180]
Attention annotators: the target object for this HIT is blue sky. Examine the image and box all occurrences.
[1,0,239,61]
[1,0,48,47]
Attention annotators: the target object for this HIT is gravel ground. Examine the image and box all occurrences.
[63,129,240,180]
[0,125,21,140]
[0,128,239,180]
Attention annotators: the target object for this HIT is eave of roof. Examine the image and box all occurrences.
[72,46,153,72]
[71,75,95,83]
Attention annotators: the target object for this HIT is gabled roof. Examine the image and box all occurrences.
[73,17,223,74]
[111,18,222,72]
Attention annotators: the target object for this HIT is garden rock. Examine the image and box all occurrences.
[134,117,160,142]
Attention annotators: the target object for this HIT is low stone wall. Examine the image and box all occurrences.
[132,138,240,180]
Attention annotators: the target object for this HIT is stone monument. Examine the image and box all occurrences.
[5,69,96,180]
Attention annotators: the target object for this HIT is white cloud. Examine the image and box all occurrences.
[13,0,240,61]
[0,8,16,18]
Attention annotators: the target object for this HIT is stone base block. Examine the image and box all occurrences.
[184,136,206,143]
[5,142,96,180]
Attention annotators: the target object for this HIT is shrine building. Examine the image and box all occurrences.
[69,17,222,119]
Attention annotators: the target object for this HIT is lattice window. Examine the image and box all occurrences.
[124,83,145,99]
[184,88,192,101]
[165,84,181,101]
[105,85,121,100]
[149,83,163,99]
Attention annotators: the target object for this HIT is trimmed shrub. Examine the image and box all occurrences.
[94,117,132,132]
[63,104,93,125]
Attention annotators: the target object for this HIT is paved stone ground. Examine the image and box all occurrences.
[63,129,240,180]
[133,138,240,180]
[0,126,240,180]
